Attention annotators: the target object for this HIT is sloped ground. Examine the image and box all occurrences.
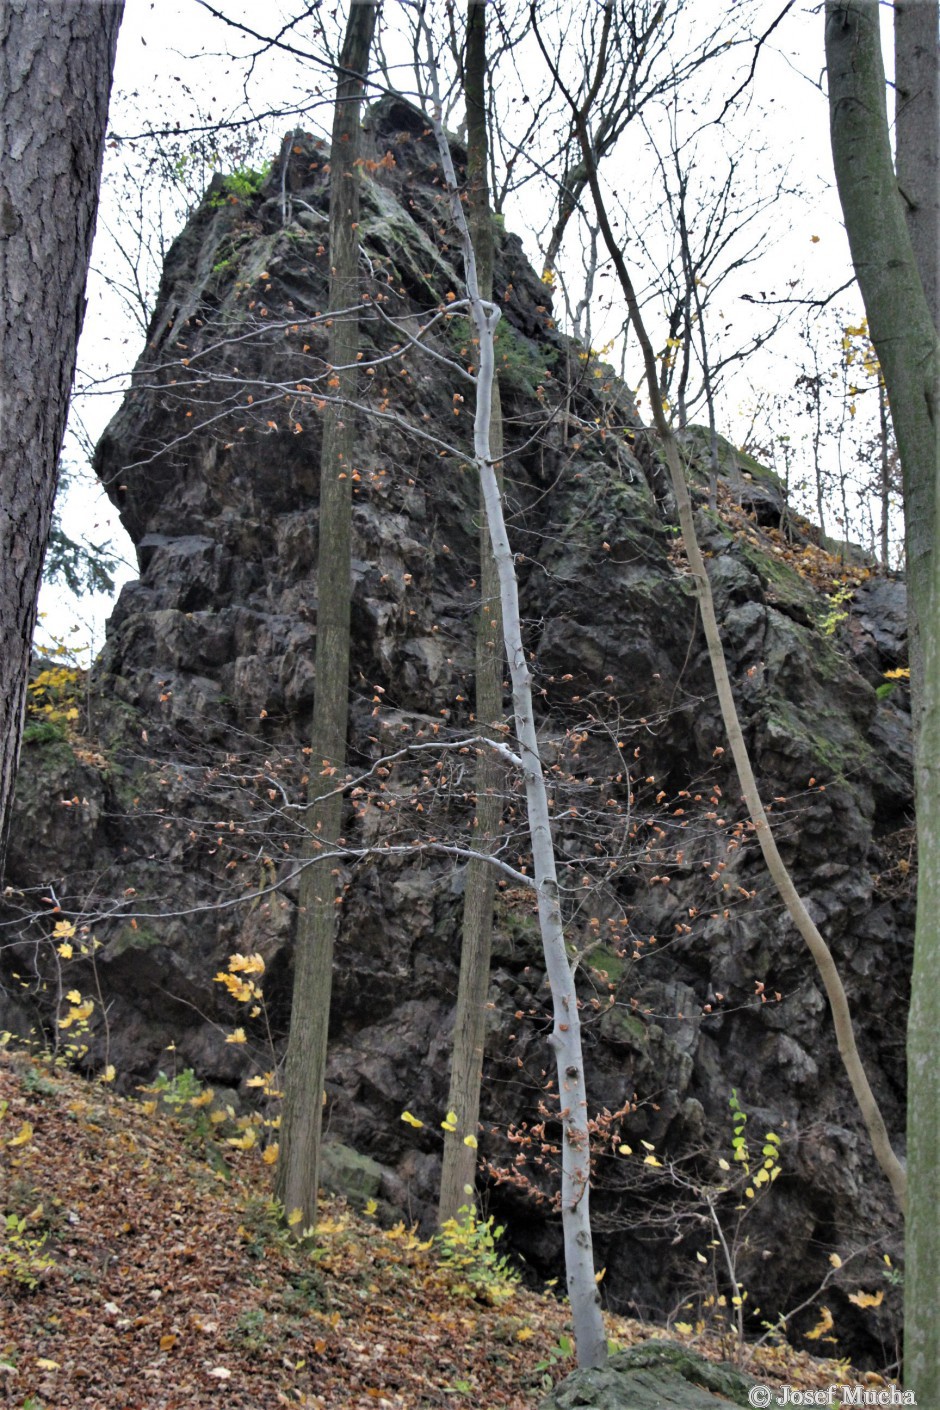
[0,1051,886,1410]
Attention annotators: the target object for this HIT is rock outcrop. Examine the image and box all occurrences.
[1,99,911,1364]
[539,1341,756,1409]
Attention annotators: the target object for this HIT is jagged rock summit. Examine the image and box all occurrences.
[2,98,912,1363]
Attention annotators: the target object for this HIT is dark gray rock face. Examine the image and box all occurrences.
[539,1342,757,1409]
[1,99,910,1364]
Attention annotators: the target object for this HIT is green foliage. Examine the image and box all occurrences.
[238,1194,322,1265]
[0,1213,54,1291]
[436,1205,519,1306]
[208,161,272,209]
[818,582,854,636]
[876,667,910,701]
[534,1332,574,1375]
[147,1068,205,1108]
[45,462,117,598]
[23,664,83,745]
[229,1305,268,1353]
[18,1067,59,1099]
[729,1088,749,1167]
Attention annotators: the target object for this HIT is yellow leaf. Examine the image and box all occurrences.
[463,1134,478,1149]
[66,989,83,1004]
[643,1155,662,1167]
[100,1064,116,1083]
[400,1110,424,1129]
[225,1028,247,1044]
[805,1307,834,1341]
[618,1143,632,1155]
[675,1322,693,1335]
[810,234,820,243]
[262,1143,279,1165]
[717,1157,730,1171]
[641,1139,655,1151]
[160,1334,177,1351]
[189,1089,214,1108]
[228,952,265,975]
[696,1252,708,1264]
[595,1267,606,1283]
[848,1289,884,1309]
[287,1208,304,1226]
[36,1357,60,1370]
[226,1126,257,1150]
[141,1100,157,1116]
[57,942,74,959]
[516,1327,534,1341]
[53,919,76,938]
[364,1198,378,1216]
[9,1120,34,1147]
[829,1253,842,1269]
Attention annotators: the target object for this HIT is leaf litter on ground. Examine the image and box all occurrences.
[0,1050,880,1409]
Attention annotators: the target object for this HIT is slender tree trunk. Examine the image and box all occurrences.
[438,0,505,1230]
[569,78,908,1211]
[427,76,608,1373]
[826,2,940,1396]
[0,0,123,869]
[895,0,939,331]
[276,0,377,1230]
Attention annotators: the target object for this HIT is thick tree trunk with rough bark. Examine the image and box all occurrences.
[826,1,938,705]
[276,0,377,1230]
[825,2,940,1397]
[0,0,123,868]
[895,0,939,331]
[438,0,506,1231]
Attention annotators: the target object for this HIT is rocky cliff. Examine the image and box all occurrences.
[1,98,913,1365]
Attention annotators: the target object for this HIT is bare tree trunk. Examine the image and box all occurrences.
[0,0,123,869]
[438,0,505,1230]
[826,2,940,1396]
[276,0,377,1230]
[895,0,939,331]
[425,53,607,1371]
[564,60,907,1213]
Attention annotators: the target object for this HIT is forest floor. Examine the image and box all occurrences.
[0,1048,883,1410]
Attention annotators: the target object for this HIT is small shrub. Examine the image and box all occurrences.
[0,1213,55,1291]
[436,1205,519,1306]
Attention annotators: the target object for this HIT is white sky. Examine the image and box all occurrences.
[40,0,900,657]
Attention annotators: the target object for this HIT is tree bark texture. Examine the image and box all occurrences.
[826,0,939,707]
[438,0,507,1231]
[276,0,377,1230]
[826,1,940,1396]
[895,0,939,331]
[0,0,123,868]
